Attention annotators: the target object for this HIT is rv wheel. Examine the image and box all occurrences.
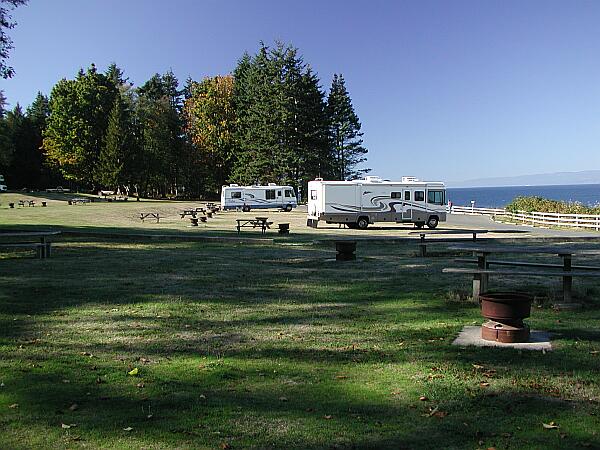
[242,205,250,212]
[356,217,369,230]
[426,216,439,229]
[284,204,293,212]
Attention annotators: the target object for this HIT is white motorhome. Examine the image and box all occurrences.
[307,176,447,229]
[221,183,297,212]
[0,175,6,191]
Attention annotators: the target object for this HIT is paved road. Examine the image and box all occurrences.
[447,213,600,238]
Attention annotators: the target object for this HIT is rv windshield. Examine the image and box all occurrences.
[427,190,445,205]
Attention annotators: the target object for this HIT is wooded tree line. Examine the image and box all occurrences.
[0,42,368,198]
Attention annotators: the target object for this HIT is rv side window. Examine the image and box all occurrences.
[391,192,402,198]
[277,190,282,197]
[266,189,276,200]
[231,191,242,199]
[285,189,294,198]
[427,190,445,205]
[310,190,317,200]
[415,191,425,202]
[404,191,411,201]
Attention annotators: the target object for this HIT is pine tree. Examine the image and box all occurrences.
[326,74,369,180]
[231,41,334,193]
[97,97,129,190]
[4,104,40,188]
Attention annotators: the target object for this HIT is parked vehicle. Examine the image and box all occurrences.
[220,183,297,212]
[0,175,7,191]
[306,176,447,229]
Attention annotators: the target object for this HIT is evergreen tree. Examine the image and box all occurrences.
[26,91,60,187]
[231,41,333,194]
[134,72,184,197]
[105,62,129,87]
[0,89,6,116]
[326,74,368,180]
[4,104,40,188]
[97,97,130,190]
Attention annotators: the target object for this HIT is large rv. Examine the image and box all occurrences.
[221,183,297,212]
[307,176,447,229]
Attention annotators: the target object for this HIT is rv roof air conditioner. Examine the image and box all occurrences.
[365,176,383,183]
[401,176,419,182]
[229,183,239,187]
[268,183,277,186]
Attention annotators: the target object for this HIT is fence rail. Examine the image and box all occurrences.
[450,205,600,231]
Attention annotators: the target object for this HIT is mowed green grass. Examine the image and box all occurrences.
[0,194,599,449]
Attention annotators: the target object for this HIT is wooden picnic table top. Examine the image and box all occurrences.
[409,229,489,235]
[0,231,61,238]
[448,244,582,255]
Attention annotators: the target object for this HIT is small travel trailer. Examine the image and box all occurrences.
[307,176,447,229]
[220,183,297,212]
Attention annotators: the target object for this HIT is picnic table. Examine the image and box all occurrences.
[69,197,90,205]
[0,231,61,258]
[236,217,273,234]
[140,212,160,223]
[18,200,35,207]
[444,244,600,302]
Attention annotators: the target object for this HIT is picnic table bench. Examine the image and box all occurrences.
[140,212,160,223]
[0,231,61,259]
[69,197,90,205]
[236,217,273,234]
[444,244,600,302]
[18,200,35,207]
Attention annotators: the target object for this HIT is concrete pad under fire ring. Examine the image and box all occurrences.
[453,326,552,351]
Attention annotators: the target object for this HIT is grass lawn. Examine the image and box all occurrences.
[0,193,599,449]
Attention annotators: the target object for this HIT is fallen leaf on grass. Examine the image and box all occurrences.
[419,396,428,401]
[123,427,133,432]
[220,443,231,449]
[479,382,490,388]
[590,351,599,355]
[68,403,78,411]
[323,415,333,420]
[335,375,348,379]
[80,352,93,357]
[61,423,77,429]
[136,383,145,388]
[8,403,18,408]
[127,368,139,376]
[543,422,560,430]
[279,396,288,402]
[472,364,485,369]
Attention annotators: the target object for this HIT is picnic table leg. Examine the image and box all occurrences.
[477,253,488,294]
[40,237,46,259]
[419,234,426,257]
[472,274,482,302]
[562,254,572,302]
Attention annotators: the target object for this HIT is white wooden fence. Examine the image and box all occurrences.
[450,205,600,231]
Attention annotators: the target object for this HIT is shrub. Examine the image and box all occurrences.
[506,196,600,214]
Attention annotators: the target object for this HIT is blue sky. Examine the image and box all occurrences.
[2,0,600,183]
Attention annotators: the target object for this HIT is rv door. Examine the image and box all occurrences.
[402,190,412,220]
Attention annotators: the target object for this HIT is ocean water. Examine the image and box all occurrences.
[447,184,600,208]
